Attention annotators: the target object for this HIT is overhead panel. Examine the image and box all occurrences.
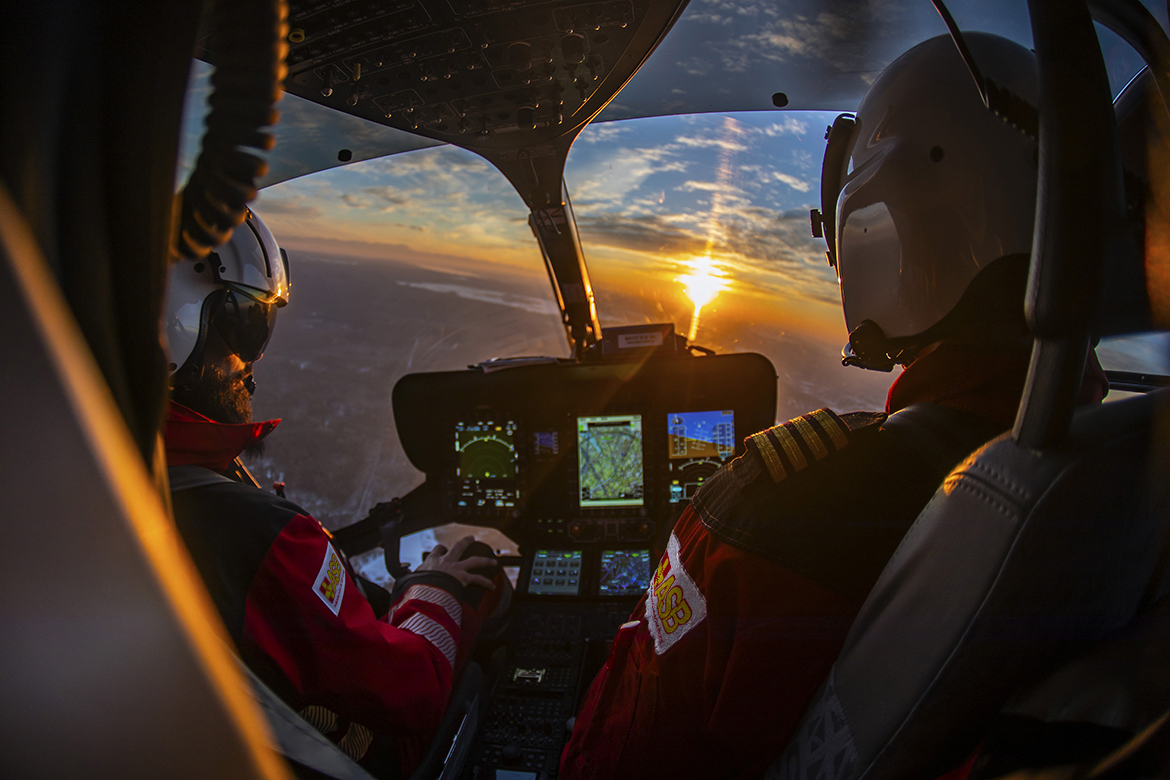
[282,0,681,173]
[181,0,1167,187]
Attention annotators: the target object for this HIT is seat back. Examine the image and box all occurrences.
[768,389,1170,780]
[244,660,485,780]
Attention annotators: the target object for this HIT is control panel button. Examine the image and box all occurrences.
[527,550,584,596]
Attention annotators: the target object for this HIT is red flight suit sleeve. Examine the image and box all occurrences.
[561,506,858,780]
[242,514,462,737]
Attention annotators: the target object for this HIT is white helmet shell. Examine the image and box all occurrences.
[163,209,289,374]
[834,32,1038,349]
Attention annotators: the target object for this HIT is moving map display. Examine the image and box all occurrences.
[528,550,582,596]
[577,415,644,507]
[455,420,518,508]
[598,549,653,596]
[668,410,735,503]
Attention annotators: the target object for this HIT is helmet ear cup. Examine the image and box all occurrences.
[169,287,225,384]
[842,255,1032,372]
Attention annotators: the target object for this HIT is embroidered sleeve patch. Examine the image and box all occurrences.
[646,532,707,655]
[313,544,347,616]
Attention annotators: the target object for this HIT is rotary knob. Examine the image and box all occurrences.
[501,743,522,764]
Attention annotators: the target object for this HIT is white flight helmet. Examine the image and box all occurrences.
[813,32,1039,370]
[164,209,289,375]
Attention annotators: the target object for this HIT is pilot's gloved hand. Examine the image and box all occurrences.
[452,540,512,662]
[417,535,499,595]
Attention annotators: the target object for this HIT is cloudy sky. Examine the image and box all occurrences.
[254,109,849,348]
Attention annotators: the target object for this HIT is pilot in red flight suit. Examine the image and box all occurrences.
[561,33,1108,780]
[162,209,503,780]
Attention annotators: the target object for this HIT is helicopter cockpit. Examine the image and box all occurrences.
[3,1,1170,779]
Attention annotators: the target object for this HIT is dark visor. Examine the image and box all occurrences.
[208,284,280,363]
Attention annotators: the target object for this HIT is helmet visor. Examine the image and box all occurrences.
[208,284,280,364]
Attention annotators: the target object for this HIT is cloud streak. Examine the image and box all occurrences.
[398,282,560,316]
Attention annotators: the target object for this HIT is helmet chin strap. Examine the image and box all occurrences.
[244,375,256,395]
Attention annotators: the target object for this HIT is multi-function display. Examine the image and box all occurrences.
[577,414,644,507]
[667,410,735,503]
[598,549,653,596]
[527,550,583,596]
[455,420,518,508]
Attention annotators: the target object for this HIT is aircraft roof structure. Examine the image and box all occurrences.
[177,0,1164,188]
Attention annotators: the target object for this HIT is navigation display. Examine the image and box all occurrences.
[528,550,582,596]
[455,420,518,509]
[577,415,644,507]
[599,550,653,596]
[668,410,735,503]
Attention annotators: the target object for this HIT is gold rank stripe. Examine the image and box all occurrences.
[791,414,830,461]
[810,408,849,450]
[747,408,854,484]
[773,422,808,472]
[750,430,788,482]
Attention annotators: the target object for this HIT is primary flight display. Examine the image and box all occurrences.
[455,420,519,508]
[577,415,644,507]
[668,410,736,503]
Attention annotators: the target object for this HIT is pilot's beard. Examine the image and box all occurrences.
[172,362,253,426]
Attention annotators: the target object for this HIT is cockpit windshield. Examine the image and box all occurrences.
[211,109,1170,529]
[244,112,897,529]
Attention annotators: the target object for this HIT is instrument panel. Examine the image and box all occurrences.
[522,547,653,599]
[391,354,775,546]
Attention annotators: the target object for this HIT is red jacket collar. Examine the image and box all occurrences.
[165,402,280,473]
[886,343,1033,430]
[885,342,1108,430]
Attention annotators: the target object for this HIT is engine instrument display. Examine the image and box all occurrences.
[456,420,518,508]
[668,410,735,503]
[528,550,583,596]
[577,415,644,507]
[532,430,559,457]
[598,549,653,596]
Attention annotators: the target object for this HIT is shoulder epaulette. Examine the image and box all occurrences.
[746,409,886,483]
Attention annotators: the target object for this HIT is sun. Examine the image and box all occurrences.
[677,256,727,341]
